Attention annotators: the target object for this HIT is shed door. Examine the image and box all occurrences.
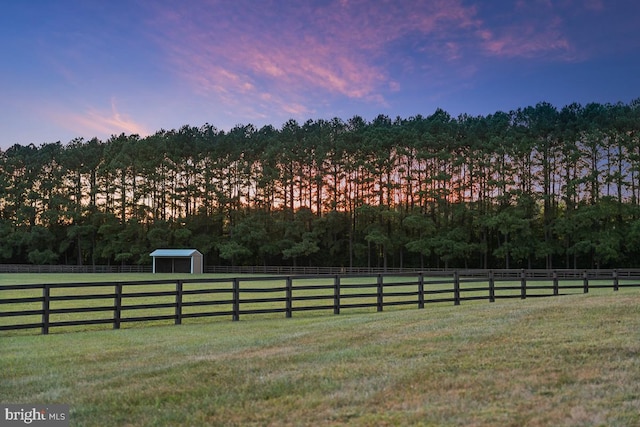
[155,258,173,273]
[173,258,191,273]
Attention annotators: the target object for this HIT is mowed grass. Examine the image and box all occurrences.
[1,275,639,426]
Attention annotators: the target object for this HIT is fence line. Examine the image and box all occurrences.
[1,269,639,335]
[0,264,150,273]
[0,264,440,274]
[3,264,640,277]
[0,264,457,274]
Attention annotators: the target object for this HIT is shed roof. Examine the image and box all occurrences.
[150,249,202,257]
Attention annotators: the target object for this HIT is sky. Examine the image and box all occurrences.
[1,0,639,149]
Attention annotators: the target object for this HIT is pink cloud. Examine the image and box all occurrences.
[587,1,603,10]
[479,26,572,59]
[476,3,576,60]
[50,98,149,138]
[148,0,579,120]
[150,0,480,117]
[580,0,604,11]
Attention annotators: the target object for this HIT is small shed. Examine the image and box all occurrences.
[150,249,203,274]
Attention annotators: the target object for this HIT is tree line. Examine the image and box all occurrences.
[2,100,640,269]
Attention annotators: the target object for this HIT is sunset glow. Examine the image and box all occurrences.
[1,0,639,148]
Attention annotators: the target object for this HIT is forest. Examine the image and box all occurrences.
[1,100,640,269]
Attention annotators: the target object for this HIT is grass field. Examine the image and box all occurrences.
[1,273,639,426]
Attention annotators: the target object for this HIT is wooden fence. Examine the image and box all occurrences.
[1,269,639,335]
[0,264,150,273]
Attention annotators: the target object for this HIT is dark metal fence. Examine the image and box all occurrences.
[0,264,150,273]
[3,264,640,276]
[1,269,639,335]
[0,264,468,274]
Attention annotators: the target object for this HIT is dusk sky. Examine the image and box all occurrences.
[1,0,639,149]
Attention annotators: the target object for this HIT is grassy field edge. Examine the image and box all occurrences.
[2,291,639,426]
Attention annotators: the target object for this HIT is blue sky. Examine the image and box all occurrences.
[1,0,639,149]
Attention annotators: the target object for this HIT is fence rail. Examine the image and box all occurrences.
[0,264,151,273]
[1,269,639,335]
[4,264,640,277]
[0,264,484,274]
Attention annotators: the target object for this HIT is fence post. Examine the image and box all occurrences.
[175,280,183,325]
[42,285,50,335]
[613,269,619,291]
[488,270,495,303]
[333,275,340,315]
[453,271,460,306]
[418,273,425,309]
[286,277,293,318]
[520,269,526,299]
[583,271,589,294]
[553,270,559,296]
[232,278,240,321]
[114,283,122,330]
[377,274,384,312]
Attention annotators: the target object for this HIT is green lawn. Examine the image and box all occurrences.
[1,283,639,426]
